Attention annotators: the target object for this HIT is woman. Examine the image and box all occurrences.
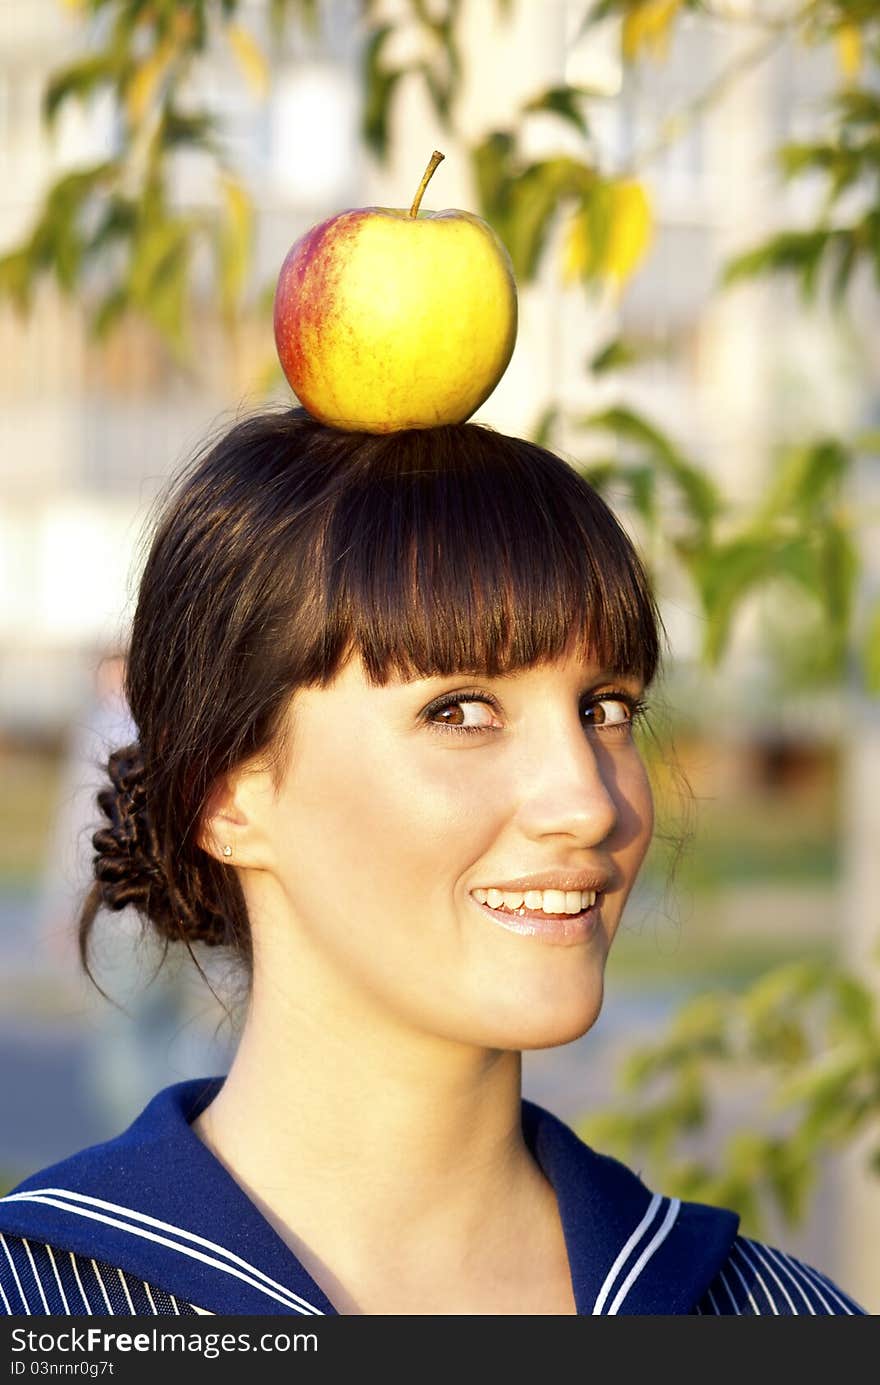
[0,409,866,1315]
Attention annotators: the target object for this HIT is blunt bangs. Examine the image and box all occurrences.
[307,422,664,690]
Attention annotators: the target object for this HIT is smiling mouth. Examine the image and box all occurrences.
[468,891,603,945]
[469,887,600,921]
[484,894,601,921]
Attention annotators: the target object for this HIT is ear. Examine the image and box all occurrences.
[197,763,274,871]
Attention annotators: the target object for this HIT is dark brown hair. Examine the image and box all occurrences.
[78,407,670,1000]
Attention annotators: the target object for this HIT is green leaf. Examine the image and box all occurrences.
[721,229,834,299]
[583,179,615,279]
[817,518,858,630]
[830,229,859,303]
[573,1109,637,1158]
[43,53,126,126]
[521,84,592,139]
[724,1130,772,1185]
[832,87,880,128]
[685,468,856,670]
[143,237,191,357]
[777,140,839,181]
[574,405,722,534]
[863,598,880,696]
[776,1043,866,1112]
[528,403,560,448]
[683,533,804,667]
[628,464,658,528]
[0,249,33,312]
[128,215,191,307]
[741,959,827,1020]
[89,195,138,252]
[45,161,118,215]
[827,974,878,1045]
[471,131,517,232]
[361,24,403,162]
[576,459,624,495]
[471,133,599,283]
[763,1137,815,1226]
[265,0,319,36]
[90,285,129,339]
[22,161,117,294]
[589,337,645,374]
[506,157,596,281]
[755,438,850,527]
[668,991,730,1047]
[158,106,218,153]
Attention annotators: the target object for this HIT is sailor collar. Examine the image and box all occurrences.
[0,1076,739,1315]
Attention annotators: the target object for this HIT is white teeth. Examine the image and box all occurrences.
[472,887,597,914]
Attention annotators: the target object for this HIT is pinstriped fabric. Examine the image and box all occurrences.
[0,1235,202,1316]
[1,1229,868,1316]
[693,1236,868,1315]
[0,1188,323,1315]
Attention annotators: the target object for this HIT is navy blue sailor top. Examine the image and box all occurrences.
[0,1076,868,1316]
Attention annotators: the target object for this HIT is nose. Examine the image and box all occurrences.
[515,717,619,847]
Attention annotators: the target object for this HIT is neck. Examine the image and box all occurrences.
[191,938,561,1302]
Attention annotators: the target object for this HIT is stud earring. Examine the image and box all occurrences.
[222,845,233,858]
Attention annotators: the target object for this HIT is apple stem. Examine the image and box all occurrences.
[409,150,444,218]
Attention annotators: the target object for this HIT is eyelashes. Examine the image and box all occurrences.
[424,687,650,739]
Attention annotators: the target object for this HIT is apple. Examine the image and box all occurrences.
[273,152,518,433]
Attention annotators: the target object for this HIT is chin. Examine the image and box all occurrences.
[475,979,607,1052]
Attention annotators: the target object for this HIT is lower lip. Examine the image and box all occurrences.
[468,892,603,946]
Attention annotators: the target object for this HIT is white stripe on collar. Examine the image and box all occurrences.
[592,1193,681,1314]
[605,1197,681,1314]
[2,1190,322,1316]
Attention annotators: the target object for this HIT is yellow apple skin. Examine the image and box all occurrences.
[273,206,518,433]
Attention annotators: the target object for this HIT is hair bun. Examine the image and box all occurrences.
[90,741,235,951]
[92,741,166,912]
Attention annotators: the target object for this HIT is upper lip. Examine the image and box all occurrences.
[470,869,610,895]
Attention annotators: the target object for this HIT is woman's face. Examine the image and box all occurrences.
[242,647,654,1051]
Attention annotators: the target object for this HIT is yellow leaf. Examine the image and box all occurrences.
[221,174,252,240]
[622,0,684,63]
[561,208,591,285]
[218,173,254,312]
[835,24,862,82]
[604,180,653,285]
[126,42,174,125]
[227,22,269,97]
[173,10,197,44]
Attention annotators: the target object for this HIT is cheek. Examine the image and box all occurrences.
[613,754,655,879]
[633,757,655,844]
[275,732,493,900]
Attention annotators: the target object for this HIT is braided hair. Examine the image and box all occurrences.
[86,742,231,947]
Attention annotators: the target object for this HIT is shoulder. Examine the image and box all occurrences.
[693,1234,869,1315]
[0,1078,225,1308]
[0,1234,210,1316]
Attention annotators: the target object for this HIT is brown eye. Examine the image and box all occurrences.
[585,699,628,726]
[425,690,501,737]
[583,693,648,735]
